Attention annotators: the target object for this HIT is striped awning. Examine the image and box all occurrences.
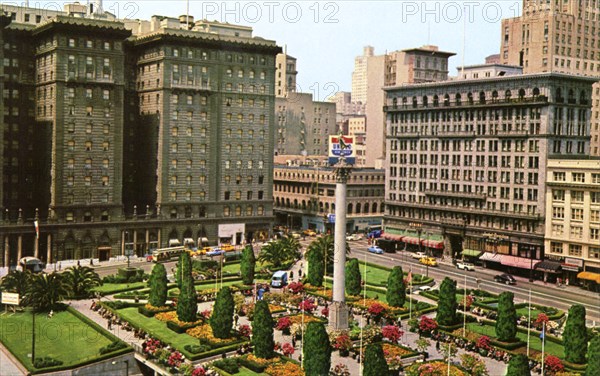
[422,239,444,249]
[577,271,600,284]
[461,249,482,257]
[479,252,503,263]
[402,236,421,245]
[501,255,536,270]
[382,233,403,241]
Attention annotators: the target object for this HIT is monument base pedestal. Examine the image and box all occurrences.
[328,301,349,330]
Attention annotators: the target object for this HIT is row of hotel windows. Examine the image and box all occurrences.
[389,168,540,185]
[67,38,118,51]
[65,210,111,223]
[167,48,270,66]
[391,108,546,123]
[67,123,110,134]
[550,224,600,241]
[391,153,542,169]
[552,207,600,221]
[65,140,110,151]
[223,83,268,93]
[552,190,600,203]
[66,158,110,169]
[552,172,600,183]
[65,176,110,186]
[549,243,600,259]
[390,88,587,107]
[274,171,383,182]
[225,68,267,80]
[390,139,539,152]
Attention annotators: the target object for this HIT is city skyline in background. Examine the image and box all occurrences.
[30,0,523,99]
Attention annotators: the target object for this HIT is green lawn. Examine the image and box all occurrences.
[359,262,390,286]
[222,263,242,274]
[323,280,388,302]
[466,323,564,358]
[0,309,115,371]
[116,307,199,352]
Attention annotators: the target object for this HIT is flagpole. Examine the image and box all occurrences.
[409,269,412,320]
[301,292,305,369]
[463,273,467,337]
[541,321,546,375]
[527,288,532,357]
[360,251,367,376]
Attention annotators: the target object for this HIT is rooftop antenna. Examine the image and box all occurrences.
[427,19,431,45]
[461,8,466,78]
[186,0,190,29]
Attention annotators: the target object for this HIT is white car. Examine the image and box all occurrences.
[346,234,364,241]
[412,251,427,259]
[456,261,475,271]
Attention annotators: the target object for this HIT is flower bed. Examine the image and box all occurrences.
[287,314,324,325]
[265,361,304,376]
[138,304,173,317]
[236,354,280,373]
[154,311,203,333]
[186,325,241,347]
[405,360,468,376]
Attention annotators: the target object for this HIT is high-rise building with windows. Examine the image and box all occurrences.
[0,3,280,267]
[275,51,297,98]
[500,0,600,155]
[383,73,595,279]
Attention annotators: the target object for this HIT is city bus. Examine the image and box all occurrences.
[151,246,185,262]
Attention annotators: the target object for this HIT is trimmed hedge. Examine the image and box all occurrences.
[99,341,127,355]
[184,344,211,354]
[166,320,201,334]
[237,355,268,373]
[490,339,526,351]
[138,305,173,318]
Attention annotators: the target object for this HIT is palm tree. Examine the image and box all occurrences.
[64,266,102,298]
[0,270,31,305]
[306,234,350,273]
[258,241,286,268]
[27,273,72,312]
[279,236,302,260]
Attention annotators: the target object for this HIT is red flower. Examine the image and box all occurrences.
[535,313,549,330]
[191,367,206,376]
[322,307,329,317]
[419,316,438,334]
[282,342,295,356]
[276,317,292,331]
[368,303,386,316]
[476,335,492,351]
[288,282,304,294]
[544,355,564,375]
[299,299,316,312]
[333,333,352,351]
[238,324,252,338]
[167,351,183,367]
[382,325,404,342]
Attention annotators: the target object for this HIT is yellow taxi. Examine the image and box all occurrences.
[419,257,438,267]
[303,229,317,237]
[220,244,235,252]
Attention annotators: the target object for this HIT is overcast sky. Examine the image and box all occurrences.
[95,1,522,99]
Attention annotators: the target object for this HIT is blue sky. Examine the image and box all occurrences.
[97,1,523,99]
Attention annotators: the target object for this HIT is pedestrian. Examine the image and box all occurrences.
[58,262,61,271]
[77,260,80,267]
[298,269,303,278]
[292,336,297,348]
[436,341,440,350]
[565,278,569,286]
[107,320,112,330]
[290,271,294,280]
[234,314,239,327]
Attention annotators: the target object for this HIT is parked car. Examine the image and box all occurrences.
[303,229,317,237]
[346,233,364,241]
[220,244,235,252]
[290,232,302,239]
[419,257,438,266]
[367,246,384,254]
[206,247,224,257]
[456,260,475,271]
[494,273,517,285]
[412,251,428,259]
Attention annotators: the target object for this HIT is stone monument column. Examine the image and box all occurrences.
[329,161,352,330]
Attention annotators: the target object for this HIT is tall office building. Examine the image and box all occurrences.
[360,45,454,167]
[383,73,595,278]
[275,93,336,156]
[0,3,280,267]
[500,0,600,155]
[351,46,373,104]
[275,51,297,98]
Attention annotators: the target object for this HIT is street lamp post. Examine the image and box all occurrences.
[125,231,131,269]
[410,222,425,276]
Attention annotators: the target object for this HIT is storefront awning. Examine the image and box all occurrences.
[461,249,483,257]
[402,236,421,245]
[381,233,403,241]
[577,271,600,284]
[422,239,444,249]
[534,260,562,273]
[479,252,503,263]
[501,255,536,270]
